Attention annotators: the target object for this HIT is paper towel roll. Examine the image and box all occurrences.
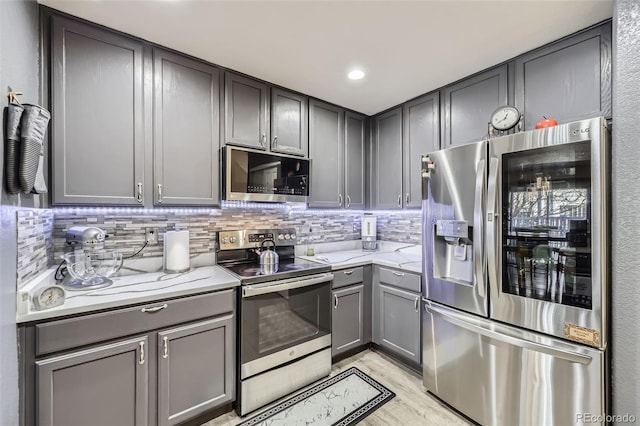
[164,230,190,273]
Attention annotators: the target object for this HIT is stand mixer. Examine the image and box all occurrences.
[61,226,122,290]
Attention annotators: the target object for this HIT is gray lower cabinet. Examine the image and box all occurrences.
[157,315,234,426]
[373,266,421,365]
[51,15,146,205]
[153,48,221,206]
[271,88,308,156]
[403,92,440,208]
[372,107,403,209]
[308,99,344,208]
[441,65,509,147]
[332,284,365,356]
[36,336,148,426]
[515,22,612,130]
[224,72,270,150]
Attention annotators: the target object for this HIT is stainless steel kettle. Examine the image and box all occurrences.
[259,239,279,266]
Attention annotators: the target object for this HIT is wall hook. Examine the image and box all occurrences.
[7,86,22,105]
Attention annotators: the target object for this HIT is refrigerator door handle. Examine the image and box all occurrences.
[426,302,592,365]
[486,157,500,297]
[473,159,486,298]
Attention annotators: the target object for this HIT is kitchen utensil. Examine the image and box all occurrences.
[259,239,279,267]
[61,249,122,290]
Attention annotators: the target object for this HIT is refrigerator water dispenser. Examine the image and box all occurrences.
[432,220,473,284]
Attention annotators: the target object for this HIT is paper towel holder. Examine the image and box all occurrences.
[163,229,191,274]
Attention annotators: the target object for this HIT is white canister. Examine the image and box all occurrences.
[164,230,190,273]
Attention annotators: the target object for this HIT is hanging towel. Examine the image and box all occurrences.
[5,103,24,194]
[18,104,50,194]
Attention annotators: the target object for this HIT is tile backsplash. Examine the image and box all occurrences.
[16,206,422,288]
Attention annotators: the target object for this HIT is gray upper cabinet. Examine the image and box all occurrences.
[51,16,145,205]
[36,336,148,426]
[372,107,403,209]
[224,72,269,150]
[270,88,308,156]
[403,92,439,208]
[308,99,344,208]
[157,315,234,426]
[441,65,508,147]
[344,112,367,209]
[515,23,612,130]
[332,284,365,357]
[153,49,220,206]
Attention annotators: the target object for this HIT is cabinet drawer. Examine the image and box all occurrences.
[36,289,234,356]
[332,267,364,289]
[377,266,421,293]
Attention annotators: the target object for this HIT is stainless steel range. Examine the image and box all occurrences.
[217,228,333,416]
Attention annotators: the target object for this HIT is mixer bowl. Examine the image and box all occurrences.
[61,249,123,290]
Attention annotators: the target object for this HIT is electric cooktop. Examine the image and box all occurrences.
[222,258,331,285]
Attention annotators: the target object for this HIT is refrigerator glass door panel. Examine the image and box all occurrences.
[488,117,608,347]
[423,301,606,426]
[423,141,488,316]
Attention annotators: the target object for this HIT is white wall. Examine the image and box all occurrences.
[612,0,640,419]
[0,1,41,424]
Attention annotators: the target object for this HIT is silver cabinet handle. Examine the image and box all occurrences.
[162,336,169,359]
[346,195,351,208]
[136,182,143,203]
[414,296,420,312]
[397,195,402,208]
[392,271,405,277]
[406,193,410,206]
[334,294,339,309]
[338,194,343,206]
[139,341,145,365]
[157,184,163,204]
[260,133,266,148]
[141,303,167,313]
[343,270,354,275]
[273,136,278,147]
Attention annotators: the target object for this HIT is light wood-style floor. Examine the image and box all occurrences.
[204,349,471,425]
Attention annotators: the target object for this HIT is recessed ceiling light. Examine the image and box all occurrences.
[348,70,365,80]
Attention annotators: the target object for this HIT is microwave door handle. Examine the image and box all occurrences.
[473,159,486,298]
[486,157,500,297]
[242,273,334,297]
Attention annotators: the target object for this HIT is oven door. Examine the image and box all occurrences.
[239,272,333,379]
[487,117,609,348]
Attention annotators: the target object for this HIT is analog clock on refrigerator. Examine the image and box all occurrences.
[490,105,521,132]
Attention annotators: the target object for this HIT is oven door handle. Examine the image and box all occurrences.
[242,273,334,298]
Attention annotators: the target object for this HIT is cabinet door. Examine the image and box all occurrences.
[515,23,612,130]
[308,99,344,208]
[224,72,269,150]
[153,49,220,206]
[271,88,308,157]
[51,16,145,205]
[36,337,148,426]
[157,315,235,426]
[372,107,403,209]
[344,112,367,209]
[377,283,421,365]
[332,284,365,357]
[441,65,508,147]
[403,92,440,208]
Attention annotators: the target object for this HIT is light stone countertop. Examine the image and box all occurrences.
[298,241,422,274]
[17,265,240,323]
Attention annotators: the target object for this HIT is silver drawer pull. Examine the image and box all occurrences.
[139,341,145,365]
[414,296,420,312]
[346,195,351,208]
[136,182,143,203]
[343,270,354,275]
[162,336,169,359]
[141,303,167,313]
[157,183,163,203]
[392,272,405,277]
[334,294,339,309]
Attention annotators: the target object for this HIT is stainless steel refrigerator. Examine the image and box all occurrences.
[422,117,609,425]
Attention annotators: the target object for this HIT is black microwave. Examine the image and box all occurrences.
[222,145,310,203]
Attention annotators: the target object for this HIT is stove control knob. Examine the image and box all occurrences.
[229,236,237,244]
[284,234,290,240]
[278,234,285,240]
[290,234,296,240]
[221,237,228,244]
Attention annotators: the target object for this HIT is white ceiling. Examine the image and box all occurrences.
[39,0,613,116]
